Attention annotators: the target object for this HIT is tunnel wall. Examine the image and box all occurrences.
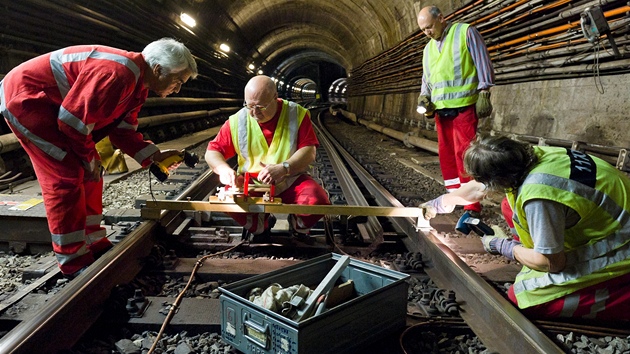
[347,72,630,149]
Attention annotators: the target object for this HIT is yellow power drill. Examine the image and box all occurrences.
[150,150,199,182]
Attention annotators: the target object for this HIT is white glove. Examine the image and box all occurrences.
[420,195,455,220]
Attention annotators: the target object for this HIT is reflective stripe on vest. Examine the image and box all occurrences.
[52,49,141,139]
[230,100,303,174]
[423,23,478,109]
[1,48,142,162]
[509,146,630,308]
[50,49,141,99]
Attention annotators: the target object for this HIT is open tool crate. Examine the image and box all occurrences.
[219,253,410,354]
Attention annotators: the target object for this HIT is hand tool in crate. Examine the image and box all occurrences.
[282,255,351,321]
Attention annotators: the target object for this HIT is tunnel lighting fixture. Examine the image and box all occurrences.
[248,63,255,70]
[180,13,196,27]
[219,43,230,53]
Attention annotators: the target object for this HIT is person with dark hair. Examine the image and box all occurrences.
[0,38,198,277]
[205,75,330,243]
[422,135,630,321]
[416,5,494,218]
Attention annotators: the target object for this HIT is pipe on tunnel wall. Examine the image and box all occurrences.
[0,134,20,155]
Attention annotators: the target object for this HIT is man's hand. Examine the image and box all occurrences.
[84,159,103,182]
[214,164,238,187]
[257,162,286,185]
[481,226,521,260]
[419,195,455,220]
[476,91,492,118]
[151,149,184,169]
[417,95,436,118]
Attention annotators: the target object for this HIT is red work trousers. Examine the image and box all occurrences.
[6,120,111,275]
[229,174,330,235]
[435,105,481,213]
[508,272,630,321]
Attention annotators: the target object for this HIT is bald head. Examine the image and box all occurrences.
[245,75,277,98]
[417,6,446,40]
[244,75,279,122]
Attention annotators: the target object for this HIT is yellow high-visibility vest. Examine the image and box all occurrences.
[508,146,630,308]
[423,23,478,109]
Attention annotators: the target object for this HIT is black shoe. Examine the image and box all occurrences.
[251,230,272,243]
[267,214,277,230]
[93,243,114,260]
[292,231,314,245]
[64,265,89,280]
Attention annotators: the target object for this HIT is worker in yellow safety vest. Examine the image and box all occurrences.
[421,135,630,321]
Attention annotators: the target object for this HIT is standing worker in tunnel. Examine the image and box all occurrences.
[417,5,495,218]
[205,75,330,243]
[0,38,198,278]
[422,135,630,322]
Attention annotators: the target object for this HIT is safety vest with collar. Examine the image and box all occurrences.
[229,99,307,192]
[423,23,479,110]
[507,146,630,308]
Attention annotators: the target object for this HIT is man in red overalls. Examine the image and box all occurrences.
[0,38,197,277]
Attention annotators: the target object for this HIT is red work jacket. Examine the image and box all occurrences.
[1,45,157,168]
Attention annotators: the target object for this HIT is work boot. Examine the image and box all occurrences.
[267,214,277,230]
[92,243,114,260]
[250,214,276,244]
[63,265,89,280]
[251,229,272,243]
[288,214,314,245]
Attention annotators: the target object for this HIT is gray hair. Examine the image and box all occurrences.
[427,6,442,18]
[142,38,198,78]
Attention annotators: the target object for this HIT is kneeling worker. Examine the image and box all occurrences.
[422,135,630,322]
[205,75,330,242]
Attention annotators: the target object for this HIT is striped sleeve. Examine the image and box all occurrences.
[466,26,495,90]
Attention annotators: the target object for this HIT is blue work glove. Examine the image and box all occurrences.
[481,226,521,261]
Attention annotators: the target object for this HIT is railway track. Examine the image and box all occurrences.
[0,107,627,353]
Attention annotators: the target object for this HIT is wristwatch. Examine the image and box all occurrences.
[282,161,290,175]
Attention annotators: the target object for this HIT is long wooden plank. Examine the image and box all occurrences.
[143,200,428,219]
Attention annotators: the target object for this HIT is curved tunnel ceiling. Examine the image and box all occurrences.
[180,0,419,86]
[3,0,422,98]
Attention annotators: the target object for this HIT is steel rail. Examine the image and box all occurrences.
[313,111,385,242]
[0,168,221,354]
[318,113,565,353]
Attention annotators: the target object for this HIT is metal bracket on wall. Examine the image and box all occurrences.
[616,149,630,172]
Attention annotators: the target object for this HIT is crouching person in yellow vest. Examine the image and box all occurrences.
[96,136,128,174]
[421,135,630,322]
[205,75,331,244]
